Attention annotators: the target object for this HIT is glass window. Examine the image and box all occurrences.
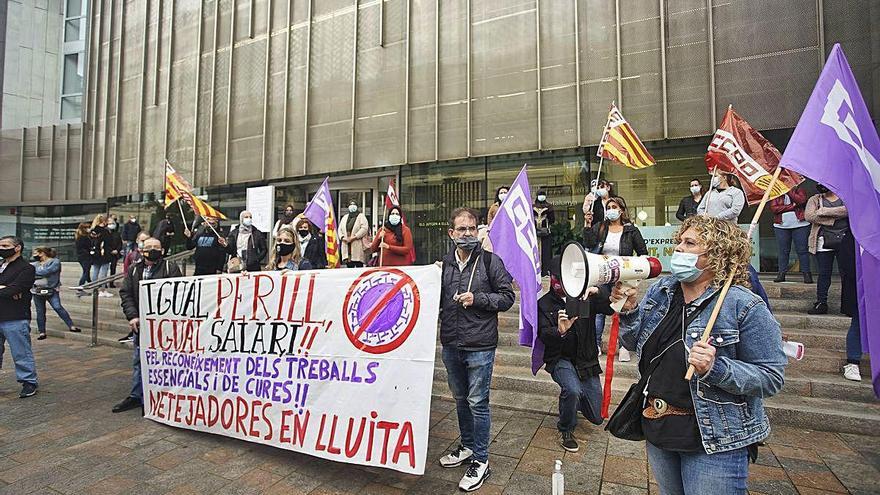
[61,95,82,119]
[63,54,83,94]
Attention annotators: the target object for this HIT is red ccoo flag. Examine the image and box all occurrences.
[705,107,804,205]
[385,179,400,210]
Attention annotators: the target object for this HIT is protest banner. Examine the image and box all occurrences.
[138,266,441,474]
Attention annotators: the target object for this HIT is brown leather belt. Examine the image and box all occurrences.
[642,397,694,419]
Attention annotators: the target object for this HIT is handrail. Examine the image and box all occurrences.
[67,249,195,347]
[72,249,196,291]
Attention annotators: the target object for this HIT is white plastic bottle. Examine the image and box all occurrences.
[552,459,564,495]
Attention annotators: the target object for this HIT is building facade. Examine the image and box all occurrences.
[0,0,878,265]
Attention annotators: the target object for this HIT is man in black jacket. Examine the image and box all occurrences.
[0,236,38,398]
[185,216,228,275]
[437,207,514,492]
[112,237,182,413]
[538,257,613,453]
[152,213,176,253]
[121,215,141,256]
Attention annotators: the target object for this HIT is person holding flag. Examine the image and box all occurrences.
[778,43,880,397]
[370,206,414,267]
[302,177,340,268]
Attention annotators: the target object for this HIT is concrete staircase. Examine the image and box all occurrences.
[47,263,879,435]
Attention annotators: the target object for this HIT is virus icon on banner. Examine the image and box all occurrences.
[342,269,421,354]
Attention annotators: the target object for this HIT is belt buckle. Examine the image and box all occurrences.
[652,398,668,415]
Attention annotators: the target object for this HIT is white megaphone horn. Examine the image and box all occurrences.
[560,241,662,311]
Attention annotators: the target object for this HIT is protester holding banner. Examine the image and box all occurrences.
[113,237,182,413]
[538,257,612,453]
[370,207,414,267]
[339,201,370,268]
[294,218,327,269]
[268,226,312,271]
[770,185,813,283]
[613,215,786,493]
[534,192,556,276]
[697,173,745,221]
[0,236,38,398]
[30,247,81,340]
[805,185,850,315]
[438,207,514,492]
[185,216,228,276]
[676,179,704,221]
[226,211,267,272]
[582,196,647,362]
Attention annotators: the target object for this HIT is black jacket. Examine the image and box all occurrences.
[186,226,228,275]
[302,236,327,269]
[676,195,701,221]
[582,223,648,257]
[121,221,141,242]
[226,228,268,272]
[89,227,111,264]
[106,230,124,259]
[439,246,515,350]
[153,219,175,245]
[0,257,36,321]
[75,237,92,262]
[538,288,612,379]
[120,259,183,321]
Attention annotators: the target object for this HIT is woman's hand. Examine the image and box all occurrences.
[557,310,578,335]
[380,242,390,249]
[611,282,638,311]
[689,340,717,376]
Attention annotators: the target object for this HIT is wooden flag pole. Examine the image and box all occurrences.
[378,201,388,266]
[702,166,719,213]
[685,165,783,380]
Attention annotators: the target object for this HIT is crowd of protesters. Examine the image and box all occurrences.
[0,170,867,494]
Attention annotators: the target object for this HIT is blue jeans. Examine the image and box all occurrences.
[78,260,92,286]
[815,250,838,304]
[549,359,603,432]
[647,442,748,495]
[131,331,143,401]
[774,225,811,274]
[32,292,75,333]
[91,263,110,286]
[0,320,38,385]
[847,314,862,364]
[442,347,495,462]
[595,314,606,348]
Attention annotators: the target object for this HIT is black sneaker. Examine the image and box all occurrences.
[118,331,134,343]
[560,431,579,452]
[112,396,142,413]
[69,326,82,333]
[19,383,37,398]
[808,302,828,315]
[37,333,47,340]
[773,272,786,283]
[458,460,490,492]
[803,273,814,284]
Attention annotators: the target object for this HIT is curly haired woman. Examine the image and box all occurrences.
[612,215,786,494]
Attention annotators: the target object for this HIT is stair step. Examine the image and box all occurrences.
[764,394,880,435]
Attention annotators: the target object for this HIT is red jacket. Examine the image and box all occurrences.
[769,187,808,224]
[370,225,414,267]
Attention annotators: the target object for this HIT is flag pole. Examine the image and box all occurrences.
[588,102,614,214]
[703,166,719,212]
[684,165,783,380]
[378,201,388,266]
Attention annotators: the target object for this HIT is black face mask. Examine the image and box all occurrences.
[0,247,17,259]
[298,230,310,238]
[144,249,163,262]
[816,184,829,194]
[32,255,41,262]
[276,243,296,256]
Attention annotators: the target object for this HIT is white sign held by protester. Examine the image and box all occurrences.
[138,266,440,474]
[246,185,275,233]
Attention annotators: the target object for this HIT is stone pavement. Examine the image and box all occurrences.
[0,339,878,495]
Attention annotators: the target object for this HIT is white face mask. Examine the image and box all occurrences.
[537,195,547,202]
[348,204,358,213]
[711,176,722,189]
[595,188,608,198]
[242,218,253,227]
[498,193,508,202]
[604,208,621,222]
[388,215,401,226]
[690,185,701,195]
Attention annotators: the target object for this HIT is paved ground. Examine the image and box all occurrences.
[0,339,877,495]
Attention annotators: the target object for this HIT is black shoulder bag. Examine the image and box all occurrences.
[605,289,719,441]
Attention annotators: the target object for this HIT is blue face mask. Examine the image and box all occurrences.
[604,208,621,221]
[670,251,705,283]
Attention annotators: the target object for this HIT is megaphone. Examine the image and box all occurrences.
[560,241,662,310]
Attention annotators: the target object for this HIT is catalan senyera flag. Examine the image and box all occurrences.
[597,104,656,169]
[302,177,340,268]
[705,107,804,205]
[164,162,227,219]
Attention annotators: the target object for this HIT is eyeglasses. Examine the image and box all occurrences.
[453,226,478,234]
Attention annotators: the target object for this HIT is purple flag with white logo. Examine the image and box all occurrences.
[489,165,543,374]
[303,177,334,233]
[780,44,880,398]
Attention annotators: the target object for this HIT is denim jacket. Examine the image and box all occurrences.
[619,276,786,454]
[32,258,62,289]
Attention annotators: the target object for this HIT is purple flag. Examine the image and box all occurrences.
[779,44,880,397]
[302,177,334,233]
[488,165,543,374]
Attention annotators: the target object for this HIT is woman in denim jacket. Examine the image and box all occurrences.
[613,216,786,494]
[31,247,81,340]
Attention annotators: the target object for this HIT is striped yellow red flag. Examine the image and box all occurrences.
[164,162,228,219]
[597,104,656,169]
[324,210,340,268]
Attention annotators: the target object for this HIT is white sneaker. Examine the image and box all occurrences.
[439,444,473,468]
[597,345,602,357]
[618,348,631,362]
[843,363,862,382]
[458,460,490,492]
[99,291,114,298]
